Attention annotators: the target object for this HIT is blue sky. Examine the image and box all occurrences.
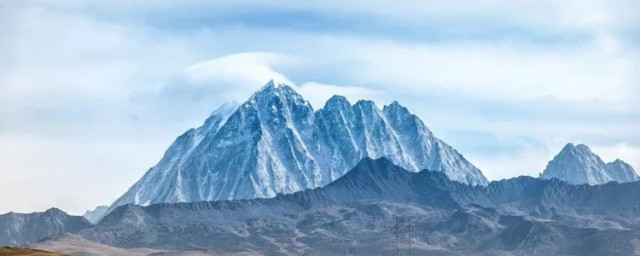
[1,0,639,214]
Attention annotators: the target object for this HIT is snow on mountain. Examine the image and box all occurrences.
[108,80,488,212]
[83,206,108,224]
[606,159,640,183]
[540,143,639,185]
[108,100,240,209]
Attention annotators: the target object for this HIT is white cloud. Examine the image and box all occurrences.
[0,5,195,101]
[181,53,393,110]
[184,52,297,89]
[36,0,640,33]
[325,38,639,103]
[0,4,206,214]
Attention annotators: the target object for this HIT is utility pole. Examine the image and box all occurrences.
[408,216,412,256]
[396,216,400,256]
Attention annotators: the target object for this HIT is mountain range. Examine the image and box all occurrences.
[23,157,640,256]
[5,157,640,254]
[107,81,488,215]
[4,81,639,255]
[0,208,91,246]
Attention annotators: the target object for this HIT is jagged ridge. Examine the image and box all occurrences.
[85,158,640,255]
[107,80,487,215]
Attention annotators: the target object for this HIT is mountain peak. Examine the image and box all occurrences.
[560,143,591,154]
[561,142,575,149]
[382,100,411,117]
[610,158,626,165]
[254,79,295,95]
[542,143,637,185]
[353,100,379,113]
[44,207,65,215]
[606,159,640,183]
[248,80,309,108]
[354,99,377,107]
[263,78,288,88]
[109,80,488,212]
[254,80,290,94]
[324,95,351,107]
[573,143,591,152]
[386,100,402,108]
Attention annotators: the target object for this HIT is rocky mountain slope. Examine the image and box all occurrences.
[108,81,487,215]
[81,158,640,256]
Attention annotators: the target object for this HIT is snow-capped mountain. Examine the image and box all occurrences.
[540,143,639,185]
[108,80,487,212]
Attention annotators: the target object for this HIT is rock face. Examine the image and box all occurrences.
[0,208,91,246]
[108,80,487,213]
[541,143,639,185]
[82,158,640,256]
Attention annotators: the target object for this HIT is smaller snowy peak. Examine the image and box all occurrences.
[382,101,410,120]
[381,100,435,139]
[541,143,637,185]
[606,159,640,183]
[83,206,108,224]
[382,100,416,123]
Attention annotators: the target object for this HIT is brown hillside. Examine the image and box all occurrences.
[0,247,68,256]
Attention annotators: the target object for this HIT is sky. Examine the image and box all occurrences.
[1,0,639,215]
